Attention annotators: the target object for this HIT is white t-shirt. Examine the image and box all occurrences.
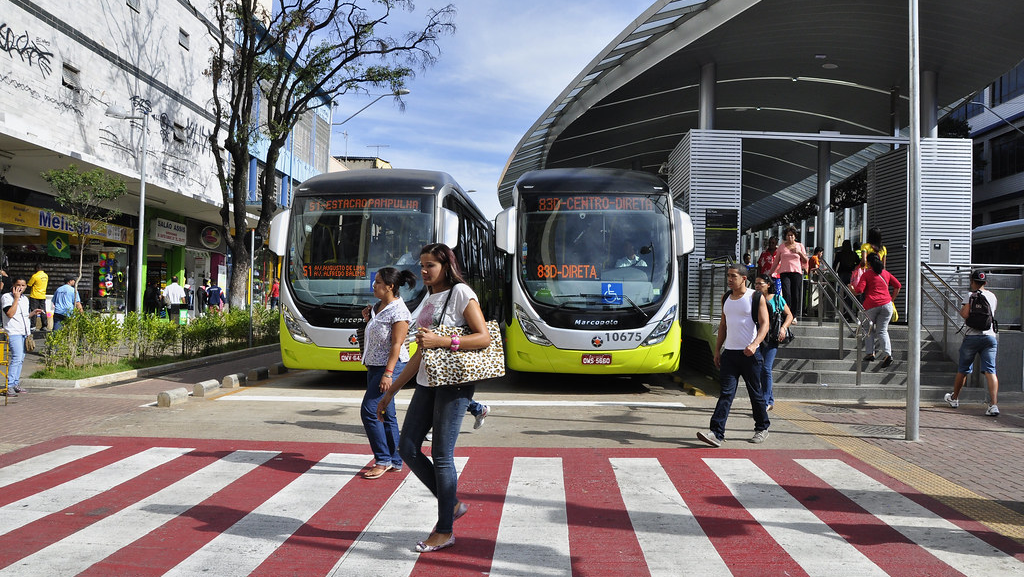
[412,283,479,386]
[1,292,32,336]
[164,282,186,305]
[723,289,757,351]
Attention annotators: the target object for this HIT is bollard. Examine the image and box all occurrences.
[157,387,189,407]
[270,363,289,375]
[193,379,221,398]
[246,366,270,382]
[222,373,246,389]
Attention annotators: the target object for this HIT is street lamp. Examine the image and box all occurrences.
[106,103,151,315]
[332,89,410,126]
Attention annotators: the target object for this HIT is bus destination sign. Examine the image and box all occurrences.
[533,195,655,212]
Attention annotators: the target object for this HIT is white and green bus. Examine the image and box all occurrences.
[495,168,694,375]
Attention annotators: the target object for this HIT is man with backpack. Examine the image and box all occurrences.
[944,270,1000,416]
[697,263,771,447]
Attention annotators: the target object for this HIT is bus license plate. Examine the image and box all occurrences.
[581,353,612,365]
[339,351,362,363]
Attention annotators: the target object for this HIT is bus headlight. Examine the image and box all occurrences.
[282,304,312,344]
[515,303,551,346]
[642,305,677,346]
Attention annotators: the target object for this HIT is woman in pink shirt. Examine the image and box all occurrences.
[770,227,809,320]
[853,253,901,368]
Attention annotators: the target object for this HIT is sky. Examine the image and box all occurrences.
[328,1,656,221]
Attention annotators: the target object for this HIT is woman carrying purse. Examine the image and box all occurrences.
[377,243,491,553]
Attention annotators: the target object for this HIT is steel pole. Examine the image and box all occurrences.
[906,0,922,441]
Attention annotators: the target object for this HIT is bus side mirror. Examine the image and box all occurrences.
[268,209,290,256]
[674,208,695,256]
[441,208,459,248]
[495,207,516,253]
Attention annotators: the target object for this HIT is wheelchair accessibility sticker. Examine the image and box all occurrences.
[602,282,623,305]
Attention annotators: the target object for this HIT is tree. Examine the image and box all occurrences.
[41,165,128,284]
[206,0,455,307]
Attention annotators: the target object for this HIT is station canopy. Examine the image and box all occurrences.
[497,0,1024,228]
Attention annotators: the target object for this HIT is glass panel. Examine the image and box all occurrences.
[517,192,672,309]
[286,194,434,307]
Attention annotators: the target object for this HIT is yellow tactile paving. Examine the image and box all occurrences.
[775,402,1024,544]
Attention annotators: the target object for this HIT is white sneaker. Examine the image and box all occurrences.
[750,430,769,444]
[697,431,722,447]
[473,404,490,429]
[943,393,959,408]
[986,405,1000,417]
[424,431,433,442]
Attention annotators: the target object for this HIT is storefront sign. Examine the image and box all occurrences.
[152,217,187,245]
[0,200,134,245]
[199,225,222,249]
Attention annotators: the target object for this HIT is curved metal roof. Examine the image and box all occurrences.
[497,0,1024,226]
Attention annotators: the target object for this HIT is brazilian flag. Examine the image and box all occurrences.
[48,231,70,259]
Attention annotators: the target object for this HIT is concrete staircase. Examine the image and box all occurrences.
[770,321,989,403]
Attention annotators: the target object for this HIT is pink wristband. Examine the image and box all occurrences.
[450,335,460,351]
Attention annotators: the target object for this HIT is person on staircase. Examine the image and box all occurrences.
[853,253,901,368]
[769,227,808,322]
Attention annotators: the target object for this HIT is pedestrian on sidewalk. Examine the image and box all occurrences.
[164,276,186,324]
[944,270,1000,416]
[853,253,901,368]
[377,243,492,553]
[27,262,48,331]
[206,280,226,313]
[757,236,778,277]
[2,277,45,395]
[770,227,809,321]
[697,264,771,447]
[52,275,84,331]
[360,267,416,480]
[754,273,793,411]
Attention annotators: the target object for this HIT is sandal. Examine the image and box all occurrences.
[364,464,392,479]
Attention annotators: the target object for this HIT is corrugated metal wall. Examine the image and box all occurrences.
[867,138,973,319]
[669,129,743,319]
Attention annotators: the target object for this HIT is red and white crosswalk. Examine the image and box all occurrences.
[0,437,1021,576]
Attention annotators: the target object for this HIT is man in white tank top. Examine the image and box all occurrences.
[697,264,772,447]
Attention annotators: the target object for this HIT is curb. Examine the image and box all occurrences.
[23,344,280,389]
[155,361,288,407]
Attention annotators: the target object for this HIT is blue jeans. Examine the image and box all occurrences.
[6,334,26,390]
[399,383,474,534]
[759,343,778,406]
[710,349,769,440]
[958,334,997,374]
[361,362,406,469]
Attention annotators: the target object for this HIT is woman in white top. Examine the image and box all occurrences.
[377,243,491,553]
[2,277,45,395]
[360,267,416,479]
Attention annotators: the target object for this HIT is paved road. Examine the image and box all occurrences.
[2,351,1023,575]
[1,436,1022,576]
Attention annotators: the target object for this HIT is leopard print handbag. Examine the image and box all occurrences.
[421,320,505,387]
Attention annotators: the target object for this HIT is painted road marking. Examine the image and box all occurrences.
[0,438,1020,577]
[166,452,367,577]
[798,458,1024,575]
[705,458,888,577]
[328,457,468,577]
[0,445,110,489]
[217,396,686,408]
[611,457,731,576]
[0,450,276,577]
[0,446,192,538]
[491,457,571,577]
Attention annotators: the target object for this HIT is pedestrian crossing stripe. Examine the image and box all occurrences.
[0,437,1021,577]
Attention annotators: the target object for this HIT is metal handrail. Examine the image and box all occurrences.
[807,260,869,386]
[920,262,967,348]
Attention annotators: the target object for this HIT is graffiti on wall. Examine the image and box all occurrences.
[0,22,54,78]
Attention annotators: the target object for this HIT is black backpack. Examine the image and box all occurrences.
[965,291,998,333]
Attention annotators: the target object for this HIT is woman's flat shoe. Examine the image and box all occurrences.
[454,502,469,521]
[863,354,875,362]
[363,464,392,479]
[880,355,893,368]
[416,534,455,553]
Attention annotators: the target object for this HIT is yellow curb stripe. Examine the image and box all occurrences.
[774,402,1024,544]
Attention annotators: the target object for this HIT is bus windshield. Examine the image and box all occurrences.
[287,194,434,308]
[518,192,673,310]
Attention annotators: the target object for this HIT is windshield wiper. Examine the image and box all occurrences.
[577,293,649,319]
